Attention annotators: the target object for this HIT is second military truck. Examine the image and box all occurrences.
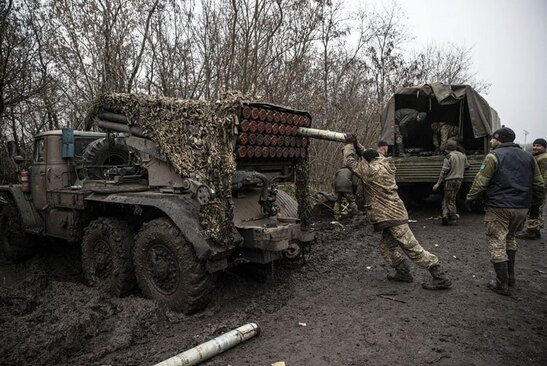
[379,83,501,201]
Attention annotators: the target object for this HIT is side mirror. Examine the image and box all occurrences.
[13,155,24,165]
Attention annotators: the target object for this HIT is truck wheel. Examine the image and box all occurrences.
[0,198,35,263]
[82,138,130,179]
[81,217,136,297]
[133,217,212,314]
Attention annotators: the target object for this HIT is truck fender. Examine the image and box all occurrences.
[84,192,227,260]
[0,185,44,232]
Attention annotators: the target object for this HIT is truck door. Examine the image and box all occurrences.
[29,137,47,211]
[45,134,71,193]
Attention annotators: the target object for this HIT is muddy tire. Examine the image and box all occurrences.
[82,138,130,179]
[133,217,212,314]
[81,217,136,297]
[0,198,35,263]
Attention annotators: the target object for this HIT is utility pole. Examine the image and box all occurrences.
[523,129,529,151]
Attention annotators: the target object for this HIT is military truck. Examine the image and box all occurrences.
[379,83,501,200]
[0,93,334,313]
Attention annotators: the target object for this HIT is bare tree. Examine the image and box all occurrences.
[0,0,48,141]
[46,0,159,128]
[406,44,491,92]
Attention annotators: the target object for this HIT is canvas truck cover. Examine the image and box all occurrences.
[380,83,501,145]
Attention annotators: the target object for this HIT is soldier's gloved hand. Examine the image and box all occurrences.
[529,205,540,219]
[345,133,357,143]
[432,183,440,192]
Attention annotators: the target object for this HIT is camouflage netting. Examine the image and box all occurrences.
[84,91,312,245]
[295,157,311,228]
[85,92,246,247]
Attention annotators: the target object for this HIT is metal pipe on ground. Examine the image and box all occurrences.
[154,322,260,366]
[96,119,146,138]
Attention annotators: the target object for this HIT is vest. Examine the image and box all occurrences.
[485,145,535,208]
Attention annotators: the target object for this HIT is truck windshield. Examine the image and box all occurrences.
[34,139,45,162]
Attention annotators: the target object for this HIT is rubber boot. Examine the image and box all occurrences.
[422,264,452,290]
[487,261,511,296]
[441,216,449,226]
[515,229,541,240]
[387,259,413,283]
[507,251,516,287]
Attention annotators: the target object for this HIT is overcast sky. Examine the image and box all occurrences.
[355,0,546,145]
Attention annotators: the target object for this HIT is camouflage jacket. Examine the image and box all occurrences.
[395,108,419,128]
[433,123,459,150]
[533,151,547,188]
[343,144,408,230]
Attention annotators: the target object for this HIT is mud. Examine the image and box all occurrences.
[1,200,546,365]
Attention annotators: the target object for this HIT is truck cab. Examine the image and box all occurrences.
[29,130,105,214]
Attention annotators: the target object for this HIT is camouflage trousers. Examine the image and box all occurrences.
[380,224,439,269]
[394,124,404,145]
[484,207,528,263]
[442,179,462,220]
[525,200,545,231]
[333,193,359,220]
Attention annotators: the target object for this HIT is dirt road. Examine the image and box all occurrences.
[1,201,546,365]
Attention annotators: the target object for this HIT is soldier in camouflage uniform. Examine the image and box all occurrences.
[431,122,460,154]
[344,137,451,290]
[466,127,544,296]
[333,167,360,221]
[394,109,427,156]
[517,138,547,239]
[433,140,469,225]
[377,140,389,157]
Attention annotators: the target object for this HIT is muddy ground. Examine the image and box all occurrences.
[1,199,546,366]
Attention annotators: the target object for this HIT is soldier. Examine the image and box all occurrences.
[431,122,460,154]
[516,138,547,239]
[377,140,389,157]
[344,136,451,290]
[466,127,544,296]
[333,167,360,221]
[433,140,469,225]
[394,109,427,156]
